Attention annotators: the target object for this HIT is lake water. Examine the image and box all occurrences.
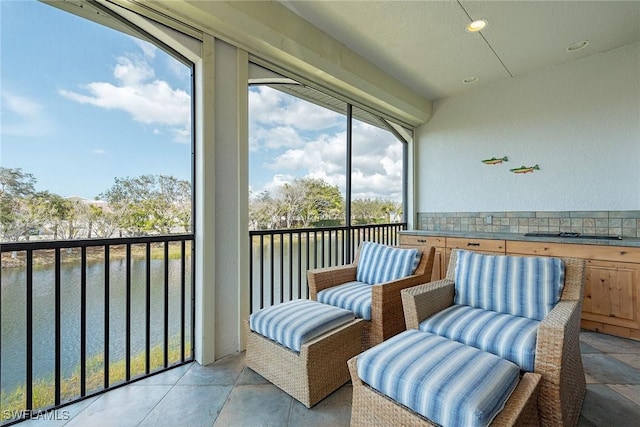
[249,233,348,312]
[1,255,193,394]
[1,233,360,397]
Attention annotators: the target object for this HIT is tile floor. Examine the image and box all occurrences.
[13,331,640,427]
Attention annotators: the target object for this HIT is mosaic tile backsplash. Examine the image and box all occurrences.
[417,211,640,238]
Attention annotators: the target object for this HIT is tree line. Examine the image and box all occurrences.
[0,167,191,242]
[249,177,402,230]
[0,168,401,241]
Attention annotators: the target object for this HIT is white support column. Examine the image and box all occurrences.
[236,50,250,351]
[212,39,249,358]
[194,34,216,365]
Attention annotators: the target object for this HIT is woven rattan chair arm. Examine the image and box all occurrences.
[367,247,436,341]
[534,299,585,425]
[559,257,586,302]
[535,300,582,368]
[307,264,357,299]
[401,279,455,329]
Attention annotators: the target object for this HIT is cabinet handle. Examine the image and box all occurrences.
[467,242,480,247]
[417,239,427,243]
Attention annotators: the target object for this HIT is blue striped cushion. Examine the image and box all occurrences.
[454,250,565,320]
[317,281,372,320]
[419,304,540,372]
[249,299,355,352]
[356,241,422,285]
[357,330,520,427]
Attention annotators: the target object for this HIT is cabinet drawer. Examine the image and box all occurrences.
[399,235,445,248]
[446,237,505,253]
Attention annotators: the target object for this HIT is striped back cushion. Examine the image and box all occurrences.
[356,241,422,285]
[454,250,565,320]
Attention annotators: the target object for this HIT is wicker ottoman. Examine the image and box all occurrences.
[349,330,541,426]
[245,299,364,408]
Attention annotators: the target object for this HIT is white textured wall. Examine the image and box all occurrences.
[416,42,640,212]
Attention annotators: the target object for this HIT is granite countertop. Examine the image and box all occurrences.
[400,230,640,248]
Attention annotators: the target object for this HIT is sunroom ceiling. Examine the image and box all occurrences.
[280,1,640,101]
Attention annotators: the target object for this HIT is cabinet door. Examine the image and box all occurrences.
[581,260,640,339]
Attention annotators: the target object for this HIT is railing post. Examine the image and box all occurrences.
[1,234,195,423]
[247,223,407,312]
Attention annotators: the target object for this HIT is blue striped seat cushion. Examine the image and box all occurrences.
[249,299,355,352]
[419,304,540,372]
[357,330,520,427]
[356,241,422,285]
[454,250,565,320]
[317,281,372,320]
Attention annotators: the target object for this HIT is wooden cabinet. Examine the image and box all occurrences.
[581,260,640,339]
[401,232,640,341]
[399,235,446,281]
[507,240,640,341]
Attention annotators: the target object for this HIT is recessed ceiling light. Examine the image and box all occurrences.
[566,40,589,52]
[466,19,487,32]
[462,76,479,84]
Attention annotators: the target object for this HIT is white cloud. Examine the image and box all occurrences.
[269,131,346,175]
[167,56,191,81]
[58,47,190,143]
[93,148,106,155]
[134,39,157,60]
[248,86,404,202]
[263,174,296,196]
[1,91,54,137]
[250,125,304,151]
[3,92,42,116]
[249,86,343,131]
[171,126,191,144]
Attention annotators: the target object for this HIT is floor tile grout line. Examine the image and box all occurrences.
[286,394,294,427]
[209,363,248,426]
[59,396,100,427]
[134,362,194,425]
[604,383,640,407]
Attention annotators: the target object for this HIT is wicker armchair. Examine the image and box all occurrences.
[401,249,586,427]
[307,243,435,349]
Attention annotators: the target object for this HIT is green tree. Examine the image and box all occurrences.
[298,178,343,227]
[83,203,118,238]
[40,193,76,239]
[0,167,38,241]
[248,178,402,230]
[249,191,282,230]
[100,174,191,236]
[277,181,304,228]
[351,198,401,224]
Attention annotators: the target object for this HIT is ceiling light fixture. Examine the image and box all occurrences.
[466,19,487,32]
[566,40,589,52]
[462,76,479,84]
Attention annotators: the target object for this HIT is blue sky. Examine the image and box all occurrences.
[1,0,403,202]
[1,0,191,199]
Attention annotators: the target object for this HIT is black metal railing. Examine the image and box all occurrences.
[0,234,195,425]
[248,222,407,313]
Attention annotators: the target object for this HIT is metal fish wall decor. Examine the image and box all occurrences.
[510,164,540,174]
[481,156,508,165]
